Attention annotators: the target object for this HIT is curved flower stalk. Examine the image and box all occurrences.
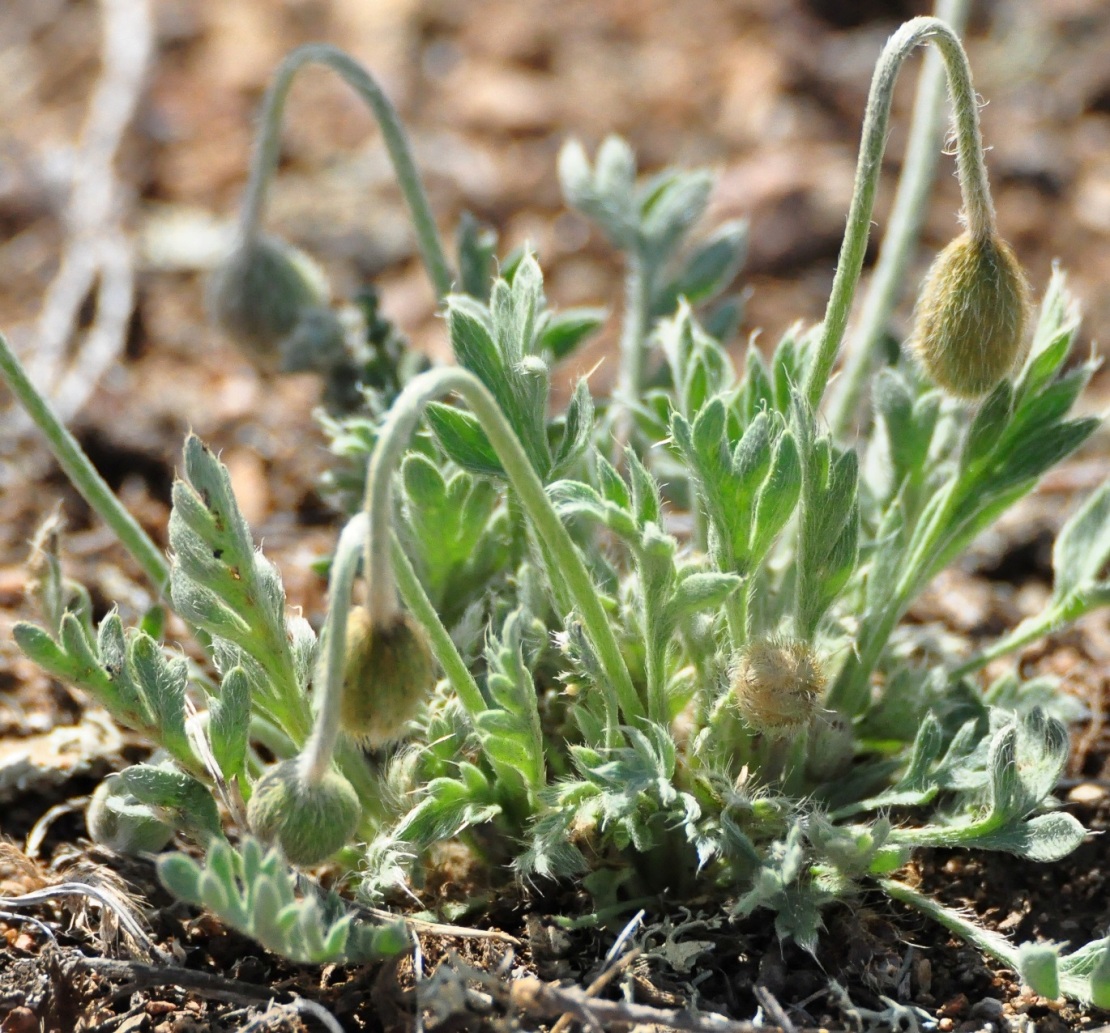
[209,45,456,375]
[829,0,970,436]
[245,515,368,865]
[238,43,453,301]
[805,15,1000,411]
[362,366,641,744]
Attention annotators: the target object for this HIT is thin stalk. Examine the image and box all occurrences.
[829,0,971,439]
[828,481,961,714]
[641,589,667,727]
[882,877,1108,1005]
[240,43,453,300]
[291,511,386,819]
[879,878,1025,973]
[615,253,654,449]
[302,513,366,785]
[363,367,642,744]
[952,614,1054,679]
[804,16,994,413]
[390,534,487,720]
[710,540,745,651]
[952,587,1110,678]
[0,332,170,595]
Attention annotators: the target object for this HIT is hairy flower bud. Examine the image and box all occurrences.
[246,760,360,866]
[731,637,824,736]
[87,777,174,855]
[208,235,344,373]
[340,607,436,748]
[909,231,1031,399]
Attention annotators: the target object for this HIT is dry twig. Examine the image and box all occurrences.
[549,947,642,1033]
[509,975,817,1033]
[69,954,278,1007]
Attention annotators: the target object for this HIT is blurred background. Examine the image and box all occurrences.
[0,0,1108,597]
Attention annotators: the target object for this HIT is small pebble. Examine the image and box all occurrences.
[972,997,1005,1020]
[939,993,970,1018]
[3,1008,39,1033]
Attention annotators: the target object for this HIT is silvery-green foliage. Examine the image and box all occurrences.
[169,434,310,730]
[397,451,507,629]
[429,255,593,482]
[9,58,1110,999]
[159,837,407,964]
[14,611,198,772]
[559,136,746,331]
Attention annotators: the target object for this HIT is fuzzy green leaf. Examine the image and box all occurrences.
[158,837,403,964]
[209,666,251,782]
[539,307,607,360]
[120,764,221,839]
[970,811,1086,862]
[654,220,748,315]
[426,403,504,476]
[1052,482,1110,603]
[456,211,498,300]
[129,634,190,762]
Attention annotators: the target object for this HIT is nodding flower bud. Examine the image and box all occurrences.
[339,606,436,748]
[246,760,360,866]
[87,777,175,855]
[731,636,825,737]
[208,235,345,373]
[909,231,1031,399]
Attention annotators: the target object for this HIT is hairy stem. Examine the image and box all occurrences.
[952,587,1110,678]
[363,367,642,743]
[615,253,654,449]
[240,43,453,300]
[828,480,961,714]
[0,332,170,595]
[880,878,1023,971]
[829,0,972,438]
[302,513,366,785]
[804,16,994,413]
[390,534,487,720]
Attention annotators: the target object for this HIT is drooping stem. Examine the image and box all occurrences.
[829,0,971,439]
[804,16,994,413]
[0,332,170,596]
[390,534,487,720]
[363,367,642,742]
[240,43,453,300]
[302,513,366,785]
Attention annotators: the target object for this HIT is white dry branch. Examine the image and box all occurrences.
[10,0,152,438]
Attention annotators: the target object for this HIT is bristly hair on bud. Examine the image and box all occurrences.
[208,235,346,374]
[909,230,1031,399]
[246,759,360,866]
[731,636,825,736]
[87,776,175,856]
[339,606,436,749]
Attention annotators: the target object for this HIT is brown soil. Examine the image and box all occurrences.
[2,0,1110,1030]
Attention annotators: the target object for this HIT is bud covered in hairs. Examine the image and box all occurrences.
[909,231,1031,399]
[208,235,345,373]
[246,760,360,866]
[339,606,436,748]
[731,636,824,736]
[87,776,175,855]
